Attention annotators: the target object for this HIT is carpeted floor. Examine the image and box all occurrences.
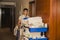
[0,28,16,40]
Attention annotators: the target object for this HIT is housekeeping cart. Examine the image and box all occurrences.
[18,17,48,40]
[28,17,48,40]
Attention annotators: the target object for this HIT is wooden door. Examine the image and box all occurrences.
[49,0,57,40]
[56,0,60,40]
[36,0,50,39]
[49,0,60,40]
[36,0,50,23]
[29,1,36,17]
[36,0,58,40]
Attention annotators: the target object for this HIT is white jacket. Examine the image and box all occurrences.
[14,25,24,36]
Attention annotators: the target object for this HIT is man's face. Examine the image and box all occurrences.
[23,10,28,15]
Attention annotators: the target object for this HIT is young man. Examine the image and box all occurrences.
[18,8,29,27]
[14,8,29,40]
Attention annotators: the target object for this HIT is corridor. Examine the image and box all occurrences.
[0,28,16,40]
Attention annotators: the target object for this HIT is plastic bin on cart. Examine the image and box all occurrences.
[23,17,28,20]
[29,38,48,40]
[29,27,48,32]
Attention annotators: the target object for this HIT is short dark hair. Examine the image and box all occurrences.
[23,8,28,11]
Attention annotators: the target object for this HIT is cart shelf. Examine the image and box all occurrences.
[29,38,48,40]
[29,27,48,32]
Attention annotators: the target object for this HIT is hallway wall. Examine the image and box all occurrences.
[20,0,29,14]
[15,0,21,25]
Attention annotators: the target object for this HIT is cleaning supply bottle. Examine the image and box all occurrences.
[45,23,47,28]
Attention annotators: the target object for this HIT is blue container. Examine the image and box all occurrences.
[29,38,32,40]
[23,17,28,20]
[29,27,48,32]
[29,38,48,40]
[38,38,48,40]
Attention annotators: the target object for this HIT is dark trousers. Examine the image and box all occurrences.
[16,30,20,40]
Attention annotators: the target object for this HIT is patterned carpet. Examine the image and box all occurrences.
[0,28,16,40]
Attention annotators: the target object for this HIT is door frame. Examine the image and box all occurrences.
[0,5,16,29]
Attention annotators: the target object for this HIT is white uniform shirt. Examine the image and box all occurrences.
[14,15,29,36]
[19,15,29,26]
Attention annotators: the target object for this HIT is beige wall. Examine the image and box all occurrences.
[20,0,29,14]
[21,0,29,9]
[15,0,21,25]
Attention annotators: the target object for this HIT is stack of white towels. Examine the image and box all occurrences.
[24,17,47,40]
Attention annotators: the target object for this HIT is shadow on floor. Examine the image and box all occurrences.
[0,28,16,40]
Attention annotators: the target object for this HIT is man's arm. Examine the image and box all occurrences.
[18,19,21,27]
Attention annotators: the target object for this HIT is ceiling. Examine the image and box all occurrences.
[0,0,16,2]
